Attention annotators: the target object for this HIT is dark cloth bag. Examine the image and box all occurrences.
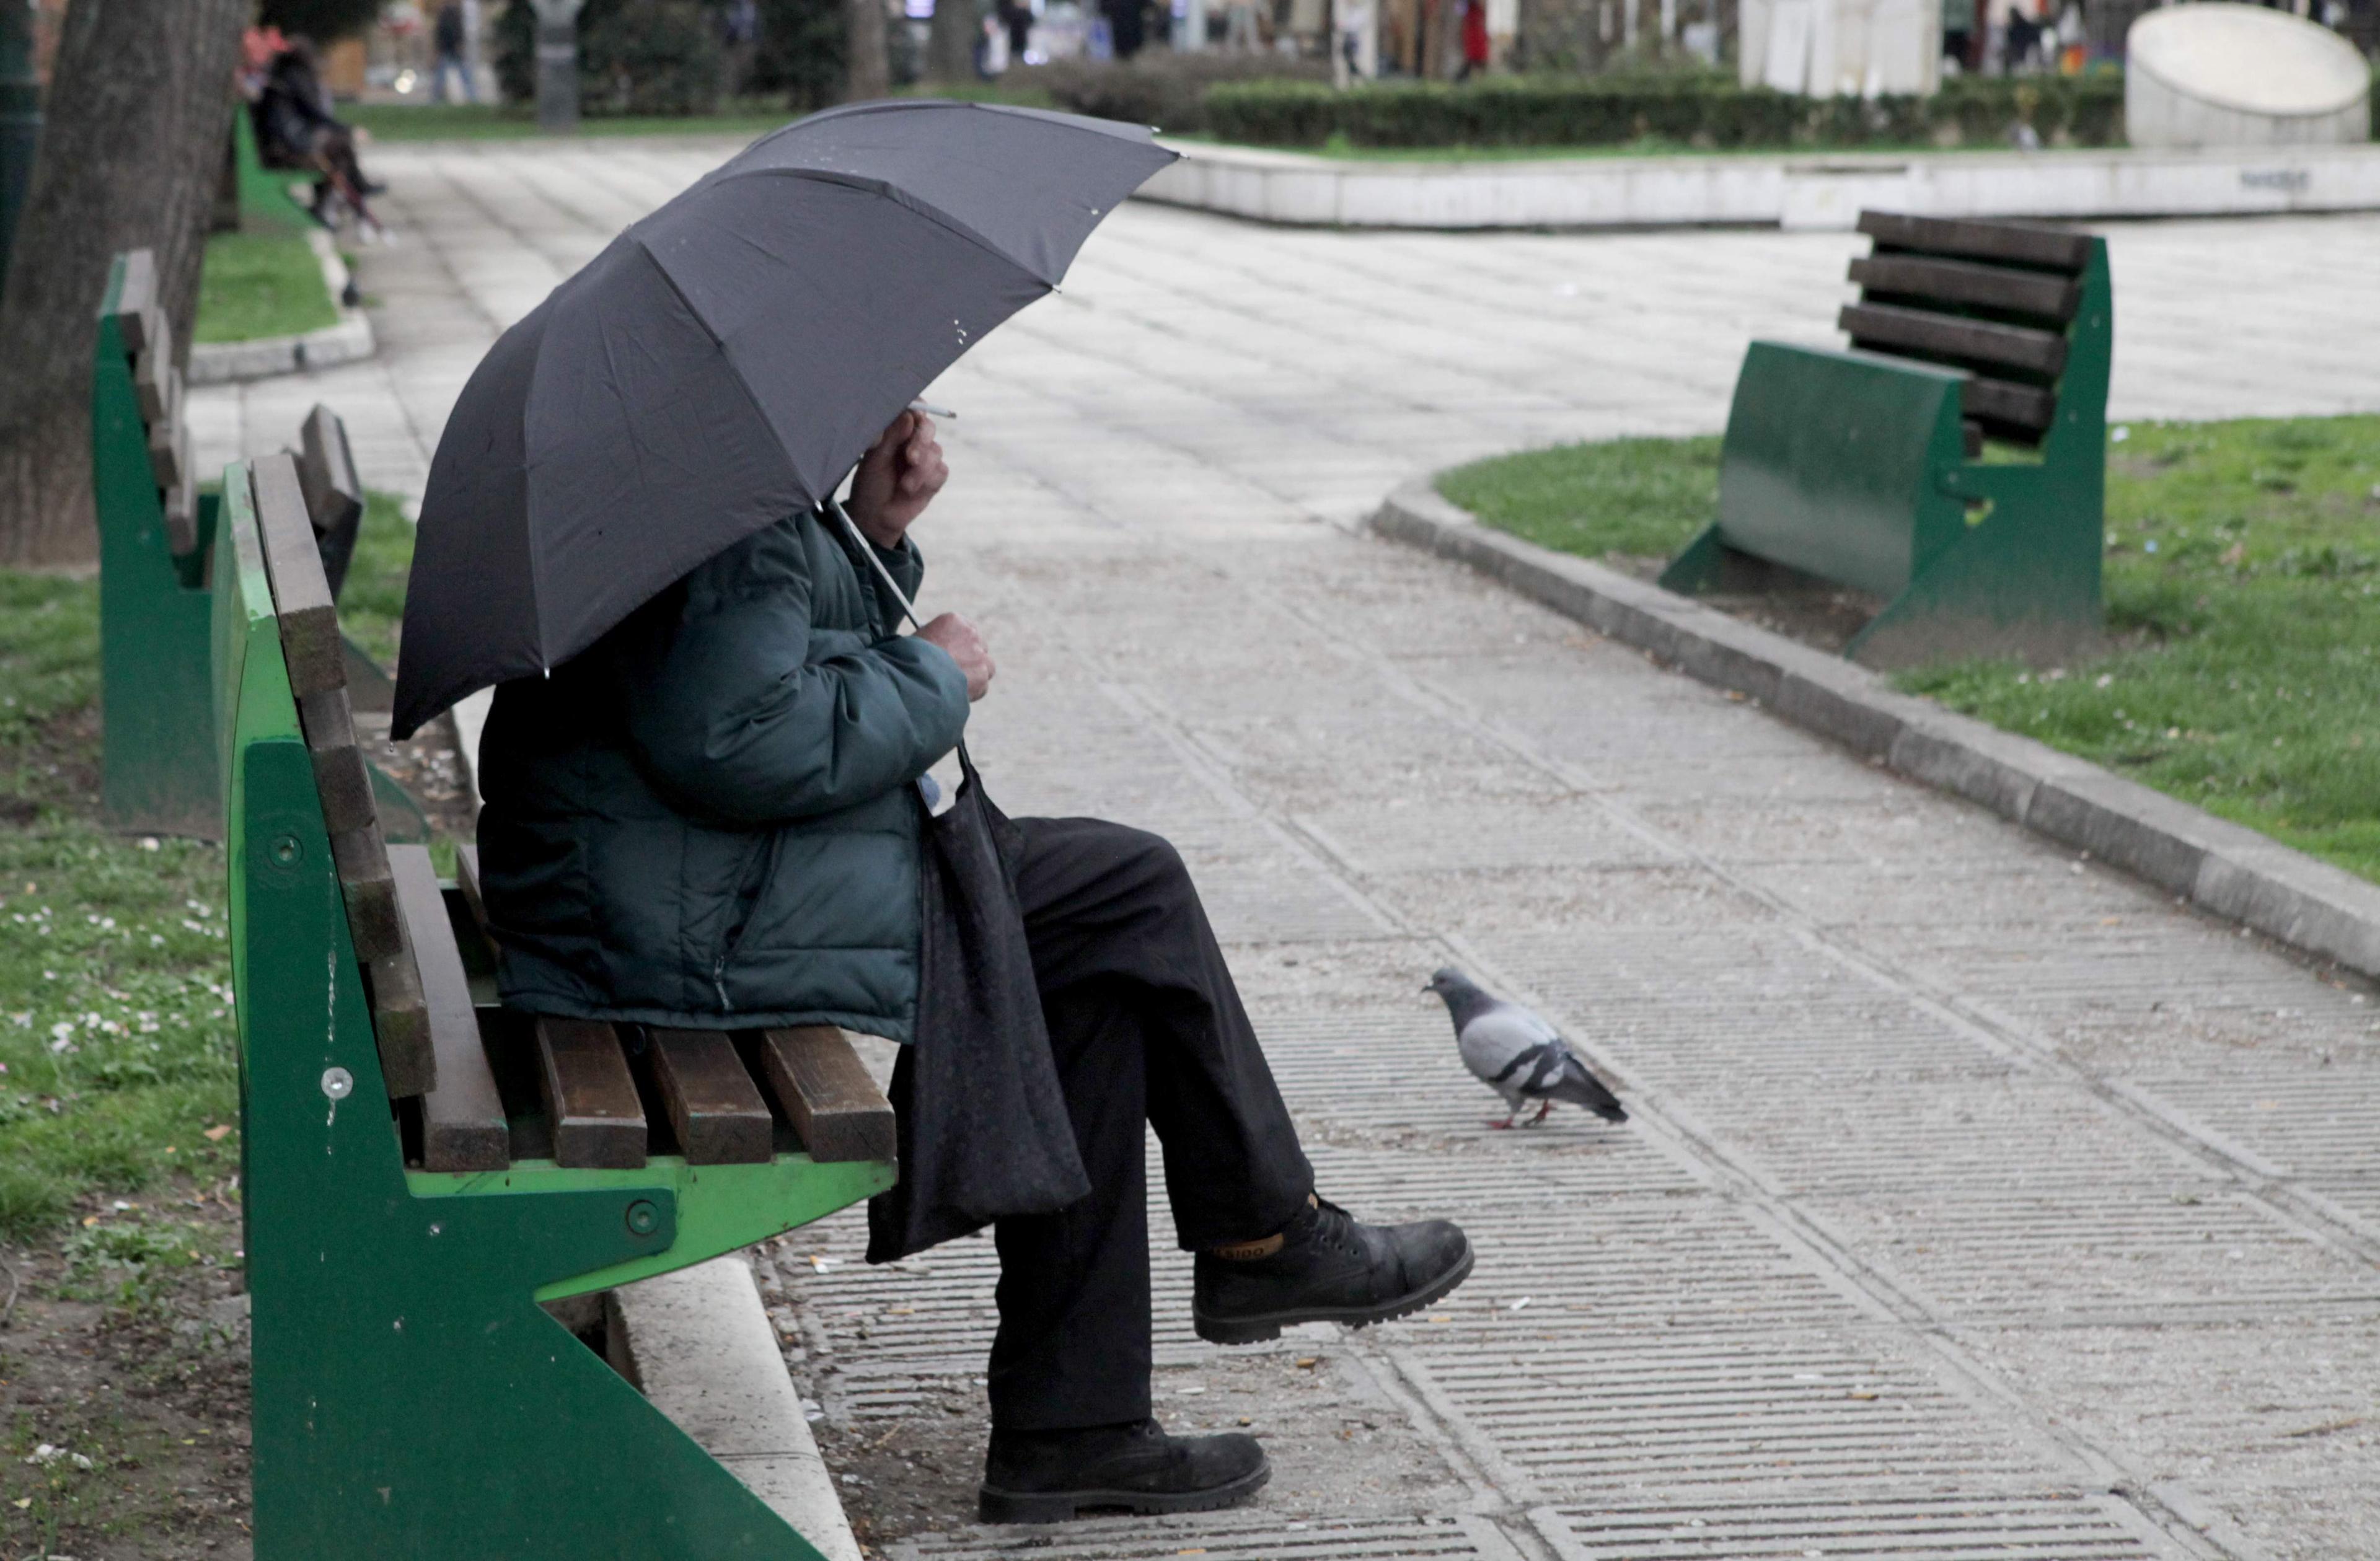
[866,745,1091,1262]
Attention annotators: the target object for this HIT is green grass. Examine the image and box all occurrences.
[339,491,418,668]
[347,99,795,143]
[0,576,242,1243]
[192,229,339,344]
[345,84,1054,144]
[1439,416,2380,883]
[193,114,340,345]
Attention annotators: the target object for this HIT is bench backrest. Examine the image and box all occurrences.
[229,457,896,1180]
[1838,210,2110,454]
[99,248,200,555]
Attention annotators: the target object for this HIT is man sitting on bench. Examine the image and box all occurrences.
[473,412,1475,1523]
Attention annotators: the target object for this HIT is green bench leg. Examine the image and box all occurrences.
[95,294,221,838]
[239,740,828,1561]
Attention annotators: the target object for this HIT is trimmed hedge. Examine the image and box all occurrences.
[1010,53,1328,136]
[1205,73,2129,151]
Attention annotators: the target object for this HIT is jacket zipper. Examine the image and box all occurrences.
[710,833,778,1012]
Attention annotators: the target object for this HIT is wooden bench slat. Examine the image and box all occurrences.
[108,248,164,358]
[649,1029,774,1165]
[758,1026,895,1164]
[389,845,510,1172]
[361,947,436,1099]
[162,467,199,558]
[454,843,490,939]
[298,405,364,600]
[296,687,376,837]
[133,345,174,424]
[1962,376,2060,435]
[1849,254,2080,323]
[1858,209,2093,273]
[326,819,405,961]
[1840,302,2068,380]
[536,1018,648,1169]
[148,411,187,491]
[250,452,346,698]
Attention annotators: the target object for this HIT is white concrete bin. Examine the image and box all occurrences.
[2125,3,2371,149]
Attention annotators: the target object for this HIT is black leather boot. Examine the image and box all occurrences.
[1192,1197,1473,1345]
[978,1418,1270,1523]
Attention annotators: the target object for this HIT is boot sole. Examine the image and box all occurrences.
[1191,1241,1477,1346]
[977,1460,1271,1524]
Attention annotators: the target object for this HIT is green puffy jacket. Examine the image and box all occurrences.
[474,508,971,1041]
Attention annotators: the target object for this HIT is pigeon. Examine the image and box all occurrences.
[1426,967,1627,1130]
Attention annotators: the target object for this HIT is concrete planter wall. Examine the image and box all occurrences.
[1137,139,2380,229]
[188,228,376,386]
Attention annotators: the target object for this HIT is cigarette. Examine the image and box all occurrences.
[909,400,957,420]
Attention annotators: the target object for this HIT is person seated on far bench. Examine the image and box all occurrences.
[472,411,1475,1523]
[242,29,383,235]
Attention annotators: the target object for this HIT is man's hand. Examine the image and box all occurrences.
[917,612,994,702]
[847,410,948,550]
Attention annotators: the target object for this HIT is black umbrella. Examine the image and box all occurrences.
[390,100,1176,739]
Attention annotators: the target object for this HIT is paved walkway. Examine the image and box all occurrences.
[194,143,2380,1561]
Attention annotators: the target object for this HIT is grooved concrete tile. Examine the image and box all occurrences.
[1365,864,1778,936]
[896,1513,1523,1560]
[1299,798,1677,877]
[1408,1331,2055,1494]
[2124,1065,2380,1179]
[1805,1187,2380,1320]
[1683,1078,2217,1192]
[1541,1491,2174,1560]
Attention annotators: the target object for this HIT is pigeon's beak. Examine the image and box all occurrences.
[1420,982,1435,994]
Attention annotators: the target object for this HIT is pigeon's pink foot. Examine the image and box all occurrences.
[1485,1114,1517,1130]
[1528,1100,1554,1126]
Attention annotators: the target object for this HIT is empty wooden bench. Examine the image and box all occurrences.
[218,450,897,1559]
[1659,210,2111,667]
[95,247,397,834]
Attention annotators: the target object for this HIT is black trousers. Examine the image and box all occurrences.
[987,817,1314,1431]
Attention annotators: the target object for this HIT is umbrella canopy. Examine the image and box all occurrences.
[390,100,1176,739]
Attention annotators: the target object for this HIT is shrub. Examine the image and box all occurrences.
[749,0,847,112]
[495,0,731,117]
[1011,51,1328,134]
[258,0,384,42]
[1205,72,2128,150]
[584,0,726,115]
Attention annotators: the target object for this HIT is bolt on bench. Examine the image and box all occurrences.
[217,452,897,1558]
[1660,210,2111,667]
[96,247,407,837]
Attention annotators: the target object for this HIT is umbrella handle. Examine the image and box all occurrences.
[824,497,926,634]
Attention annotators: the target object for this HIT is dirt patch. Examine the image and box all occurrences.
[354,708,477,845]
[0,1189,252,1560]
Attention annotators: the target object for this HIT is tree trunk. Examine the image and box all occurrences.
[0,0,246,566]
[925,0,975,81]
[844,0,891,99]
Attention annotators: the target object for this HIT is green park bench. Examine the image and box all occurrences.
[1660,210,2112,667]
[94,248,398,837]
[215,451,899,1558]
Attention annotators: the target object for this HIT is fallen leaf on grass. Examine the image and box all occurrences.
[203,1124,232,1141]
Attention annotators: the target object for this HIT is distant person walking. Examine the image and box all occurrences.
[1457,0,1489,76]
[1104,0,1147,55]
[431,1,477,102]
[998,0,1034,63]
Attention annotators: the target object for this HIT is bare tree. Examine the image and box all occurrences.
[925,0,976,82]
[845,0,891,99]
[0,0,247,566]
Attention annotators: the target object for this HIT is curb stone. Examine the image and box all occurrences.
[607,1256,863,1561]
[188,229,376,385]
[1372,477,2380,983]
